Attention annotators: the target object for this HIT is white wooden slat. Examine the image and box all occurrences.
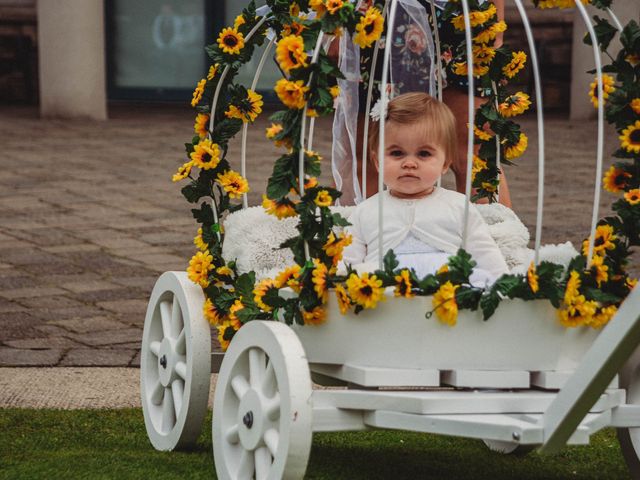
[310,363,440,388]
[531,371,619,390]
[311,406,368,433]
[610,405,640,428]
[441,369,529,389]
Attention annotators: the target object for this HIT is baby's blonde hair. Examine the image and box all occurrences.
[368,92,458,169]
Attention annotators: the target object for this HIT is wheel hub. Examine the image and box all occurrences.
[158,338,177,387]
[237,389,266,451]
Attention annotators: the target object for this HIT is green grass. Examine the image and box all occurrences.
[0,408,631,479]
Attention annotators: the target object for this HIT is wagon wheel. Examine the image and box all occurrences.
[140,271,211,451]
[213,320,313,480]
[616,344,640,477]
[482,439,534,455]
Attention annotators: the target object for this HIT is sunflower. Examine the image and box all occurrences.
[254,278,277,312]
[581,224,616,256]
[194,113,210,139]
[203,297,224,325]
[315,190,333,207]
[631,99,640,115]
[282,20,306,37]
[323,232,353,265]
[335,284,351,314]
[274,78,309,110]
[527,262,539,293]
[394,270,414,298]
[452,61,489,77]
[191,79,206,107]
[217,320,238,351]
[498,92,531,118]
[603,165,632,193]
[233,14,245,29]
[217,170,249,199]
[588,74,615,108]
[225,89,263,123]
[303,306,327,326]
[620,120,640,154]
[353,7,384,49]
[432,281,459,326]
[589,254,609,287]
[626,54,640,67]
[265,123,291,149]
[194,227,208,251]
[326,0,344,14]
[190,138,221,170]
[504,133,528,160]
[215,266,234,284]
[172,161,193,182]
[330,85,340,98]
[276,35,308,73]
[262,195,298,219]
[471,155,488,181]
[437,264,449,275]
[472,44,496,65]
[187,250,214,288]
[451,4,496,30]
[481,181,497,193]
[228,299,244,327]
[473,124,494,141]
[538,0,588,8]
[473,20,507,44]
[627,277,638,290]
[588,305,617,329]
[346,272,385,309]
[207,63,219,80]
[275,265,301,292]
[309,0,327,18]
[502,51,527,78]
[217,27,244,55]
[625,188,640,205]
[564,270,582,305]
[558,296,597,328]
[312,259,329,303]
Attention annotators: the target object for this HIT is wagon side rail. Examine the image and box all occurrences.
[539,286,640,454]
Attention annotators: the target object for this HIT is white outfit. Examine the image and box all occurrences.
[342,188,509,283]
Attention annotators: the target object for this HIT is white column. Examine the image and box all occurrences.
[570,0,640,120]
[37,0,107,120]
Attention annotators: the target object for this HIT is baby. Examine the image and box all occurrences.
[342,92,509,284]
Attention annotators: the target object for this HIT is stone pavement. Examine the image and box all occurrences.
[0,105,624,368]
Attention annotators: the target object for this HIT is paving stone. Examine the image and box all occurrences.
[111,276,157,291]
[0,287,68,300]
[59,348,136,367]
[17,295,87,310]
[42,244,101,254]
[4,336,83,349]
[0,248,63,266]
[22,262,86,275]
[0,347,63,366]
[60,279,121,294]
[66,327,143,347]
[34,324,74,337]
[78,288,147,303]
[130,350,141,367]
[50,316,129,334]
[32,305,108,322]
[97,299,148,315]
[0,298,27,313]
[110,342,142,349]
[39,272,102,286]
[0,275,36,290]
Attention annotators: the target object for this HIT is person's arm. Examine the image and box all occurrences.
[465,205,510,278]
[341,211,367,267]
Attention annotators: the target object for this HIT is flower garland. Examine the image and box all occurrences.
[174,0,637,351]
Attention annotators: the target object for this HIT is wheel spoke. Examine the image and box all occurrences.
[171,379,184,418]
[162,387,175,433]
[264,428,279,457]
[261,360,276,397]
[175,329,186,356]
[159,300,173,339]
[175,361,187,380]
[264,393,281,422]
[231,374,250,399]
[236,449,255,480]
[254,446,272,480]
[249,348,266,389]
[149,341,162,357]
[225,423,240,445]
[150,380,164,406]
[171,298,183,338]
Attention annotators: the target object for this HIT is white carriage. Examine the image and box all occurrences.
[139,0,640,478]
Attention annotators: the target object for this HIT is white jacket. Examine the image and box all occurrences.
[342,188,510,279]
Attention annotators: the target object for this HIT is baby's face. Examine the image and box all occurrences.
[376,120,448,199]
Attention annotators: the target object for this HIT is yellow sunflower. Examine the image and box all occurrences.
[309,0,327,18]
[452,62,489,77]
[630,98,640,115]
[603,165,632,193]
[620,120,640,154]
[216,265,234,282]
[527,262,539,293]
[451,4,496,30]
[187,250,214,288]
[315,190,333,207]
[276,35,308,73]
[191,78,206,107]
[217,170,249,199]
[564,270,582,304]
[473,20,507,44]
[225,89,263,123]
[588,305,617,329]
[346,272,385,309]
[194,227,207,251]
[203,297,224,325]
[323,232,352,266]
[473,124,494,141]
[538,0,588,8]
[265,123,291,149]
[581,224,617,256]
[326,0,344,14]
[274,78,309,110]
[282,20,306,37]
[207,63,219,80]
[481,181,497,193]
[504,133,528,160]
[558,296,597,328]
[330,85,340,98]
[627,54,640,67]
[262,195,298,219]
[502,51,527,79]
[233,14,245,29]
[335,284,351,314]
[625,188,640,205]
[627,277,638,290]
[254,278,277,312]
[217,27,244,55]
[498,92,531,118]
[190,138,221,170]
[589,254,609,287]
[394,270,414,298]
[217,320,238,351]
[471,155,488,181]
[432,281,459,326]
[275,265,301,292]
[303,306,327,325]
[472,44,496,65]
[353,7,384,49]
[312,259,329,303]
[194,113,209,139]
[437,264,449,275]
[228,299,244,327]
[172,161,193,182]
[588,74,616,108]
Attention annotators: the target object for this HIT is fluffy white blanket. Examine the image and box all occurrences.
[221,204,578,280]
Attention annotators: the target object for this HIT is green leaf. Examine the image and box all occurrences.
[584,16,618,51]
[181,180,211,204]
[480,291,500,320]
[383,250,399,273]
[235,271,256,298]
[191,203,215,225]
[585,288,621,304]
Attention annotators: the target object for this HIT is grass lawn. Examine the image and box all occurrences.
[0,408,632,479]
